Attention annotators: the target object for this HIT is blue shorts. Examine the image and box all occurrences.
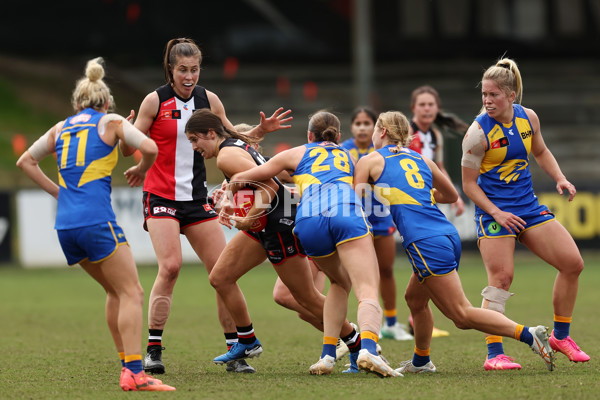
[405,233,461,283]
[368,212,396,237]
[476,203,555,242]
[57,221,128,266]
[294,210,372,258]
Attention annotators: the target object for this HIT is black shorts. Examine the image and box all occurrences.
[244,229,306,265]
[143,192,218,233]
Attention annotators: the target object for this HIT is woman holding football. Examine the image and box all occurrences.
[229,110,399,378]
[184,108,359,371]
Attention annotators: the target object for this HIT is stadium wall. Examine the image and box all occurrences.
[13,186,600,268]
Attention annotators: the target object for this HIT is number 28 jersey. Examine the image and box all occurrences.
[291,141,360,222]
[54,108,118,230]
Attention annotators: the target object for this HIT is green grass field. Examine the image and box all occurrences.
[1,251,599,399]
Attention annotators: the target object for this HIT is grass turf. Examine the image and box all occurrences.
[1,250,599,399]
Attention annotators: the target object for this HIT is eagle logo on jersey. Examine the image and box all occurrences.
[497,159,528,183]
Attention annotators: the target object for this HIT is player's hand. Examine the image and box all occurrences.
[557,179,576,202]
[229,214,254,231]
[258,107,293,135]
[123,164,146,187]
[491,210,526,235]
[451,196,465,216]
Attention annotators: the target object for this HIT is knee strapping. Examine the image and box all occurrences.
[481,286,513,314]
[149,294,172,328]
[357,298,382,335]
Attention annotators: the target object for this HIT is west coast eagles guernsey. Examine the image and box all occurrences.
[373,145,456,248]
[474,104,538,216]
[291,141,361,222]
[143,84,210,201]
[340,138,394,233]
[54,108,117,230]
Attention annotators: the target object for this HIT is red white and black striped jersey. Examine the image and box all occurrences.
[143,84,210,201]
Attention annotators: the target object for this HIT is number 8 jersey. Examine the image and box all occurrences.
[373,145,456,248]
[54,108,118,230]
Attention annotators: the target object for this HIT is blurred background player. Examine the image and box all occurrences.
[355,110,555,374]
[229,110,400,378]
[461,57,589,370]
[122,38,292,374]
[16,58,175,391]
[408,85,467,217]
[340,107,412,342]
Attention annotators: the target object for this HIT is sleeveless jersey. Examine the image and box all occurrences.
[374,145,456,248]
[408,121,438,161]
[339,138,374,160]
[219,138,296,231]
[340,138,393,227]
[475,104,537,215]
[292,142,360,222]
[143,84,210,201]
[54,108,118,230]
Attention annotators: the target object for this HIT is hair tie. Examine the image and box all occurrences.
[498,63,511,71]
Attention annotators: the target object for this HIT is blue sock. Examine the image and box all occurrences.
[321,343,336,359]
[125,359,143,374]
[385,315,397,327]
[413,353,430,367]
[554,321,570,340]
[519,326,533,346]
[361,338,378,355]
[487,342,504,359]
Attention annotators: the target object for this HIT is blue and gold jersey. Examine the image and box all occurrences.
[339,138,374,161]
[340,139,395,233]
[374,145,456,248]
[292,141,360,221]
[55,108,118,230]
[475,104,537,215]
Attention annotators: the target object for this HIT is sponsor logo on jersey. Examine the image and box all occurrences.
[490,137,509,149]
[520,130,533,140]
[161,110,181,120]
[203,203,213,212]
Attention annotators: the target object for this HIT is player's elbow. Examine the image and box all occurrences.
[140,138,158,157]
